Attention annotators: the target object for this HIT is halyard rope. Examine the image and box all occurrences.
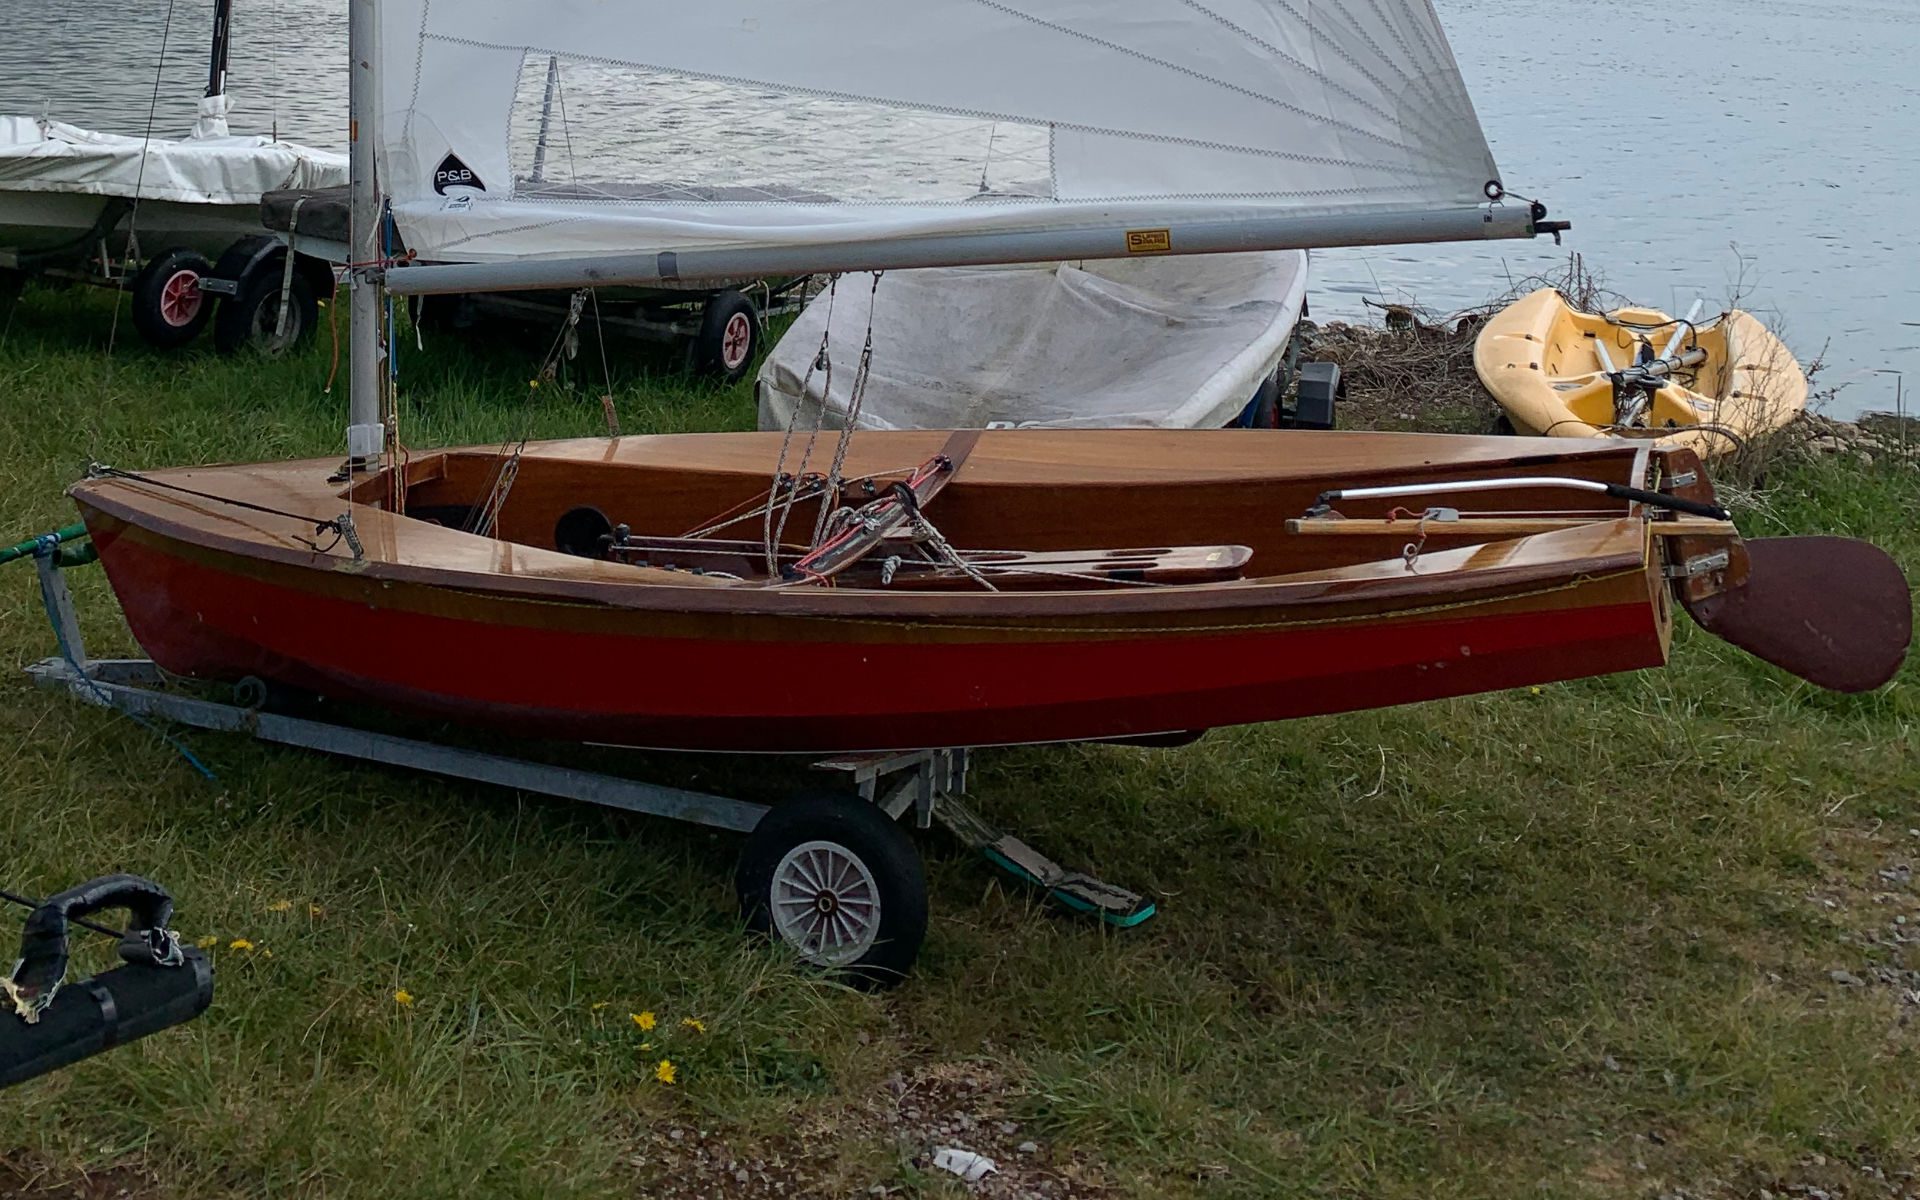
[106,0,181,357]
[762,274,840,575]
[811,272,883,547]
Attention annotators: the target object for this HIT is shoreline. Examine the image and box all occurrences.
[1303,308,1919,468]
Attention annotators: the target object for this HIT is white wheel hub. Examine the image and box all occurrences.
[770,839,881,966]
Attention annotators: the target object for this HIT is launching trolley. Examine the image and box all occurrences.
[16,531,1152,987]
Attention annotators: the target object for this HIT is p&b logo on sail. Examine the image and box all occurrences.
[432,152,486,195]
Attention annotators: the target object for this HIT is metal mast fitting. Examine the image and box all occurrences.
[345,0,384,465]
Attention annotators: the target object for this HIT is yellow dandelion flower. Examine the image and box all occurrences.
[266,899,293,913]
[228,939,254,952]
[394,989,415,1007]
[1528,686,1543,695]
[631,1011,656,1032]
[654,1059,677,1085]
[195,934,218,950]
[680,1017,706,1034]
[527,379,541,390]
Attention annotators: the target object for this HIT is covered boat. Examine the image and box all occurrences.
[0,0,344,351]
[756,252,1310,431]
[0,115,342,260]
[1474,288,1808,456]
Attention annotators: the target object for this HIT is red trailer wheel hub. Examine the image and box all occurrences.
[158,270,204,327]
[721,311,752,369]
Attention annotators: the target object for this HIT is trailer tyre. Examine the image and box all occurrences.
[213,261,318,356]
[692,290,760,383]
[130,249,215,350]
[736,793,927,989]
[0,267,24,315]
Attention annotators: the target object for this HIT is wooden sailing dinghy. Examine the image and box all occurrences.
[58,0,1910,755]
[69,430,1909,754]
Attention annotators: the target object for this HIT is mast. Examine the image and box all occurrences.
[345,0,383,467]
[205,0,232,99]
[191,0,236,138]
[528,57,561,186]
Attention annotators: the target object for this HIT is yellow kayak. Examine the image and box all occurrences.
[1473,288,1807,457]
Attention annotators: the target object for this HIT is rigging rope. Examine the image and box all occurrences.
[467,435,528,540]
[589,289,619,436]
[905,507,996,592]
[678,463,927,540]
[383,201,409,514]
[811,272,883,546]
[87,465,351,555]
[106,0,182,356]
[762,274,841,575]
[463,288,589,537]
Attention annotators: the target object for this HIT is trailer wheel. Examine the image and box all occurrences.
[213,260,318,356]
[692,290,760,383]
[129,249,215,349]
[736,793,927,989]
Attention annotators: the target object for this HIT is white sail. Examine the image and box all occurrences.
[375,0,1539,287]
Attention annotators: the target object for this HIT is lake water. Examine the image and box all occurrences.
[4,0,1914,417]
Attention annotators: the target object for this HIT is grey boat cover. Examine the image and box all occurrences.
[757,251,1309,431]
[0,112,343,205]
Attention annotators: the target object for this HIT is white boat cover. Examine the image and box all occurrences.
[0,106,345,207]
[374,0,1509,266]
[757,251,1309,431]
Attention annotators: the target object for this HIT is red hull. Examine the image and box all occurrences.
[91,517,1667,753]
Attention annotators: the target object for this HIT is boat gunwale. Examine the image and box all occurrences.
[74,481,1657,626]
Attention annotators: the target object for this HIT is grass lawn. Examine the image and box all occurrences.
[1,284,1916,1199]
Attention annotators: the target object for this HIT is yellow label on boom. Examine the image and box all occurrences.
[1126,229,1172,254]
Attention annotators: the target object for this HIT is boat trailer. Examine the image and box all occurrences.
[17,538,1152,986]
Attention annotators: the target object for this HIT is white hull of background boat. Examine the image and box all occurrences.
[0,115,344,264]
[0,189,268,262]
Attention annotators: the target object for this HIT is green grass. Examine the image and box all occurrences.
[1,285,1917,1198]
